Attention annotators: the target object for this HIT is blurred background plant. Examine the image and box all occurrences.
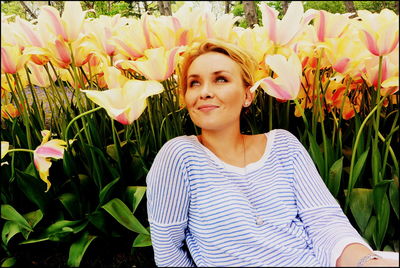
[1,1,399,267]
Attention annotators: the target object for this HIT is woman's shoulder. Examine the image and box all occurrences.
[155,135,201,160]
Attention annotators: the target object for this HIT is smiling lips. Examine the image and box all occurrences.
[198,104,219,111]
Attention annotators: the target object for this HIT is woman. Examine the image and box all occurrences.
[146,39,397,267]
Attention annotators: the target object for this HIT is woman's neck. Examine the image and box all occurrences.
[198,127,246,168]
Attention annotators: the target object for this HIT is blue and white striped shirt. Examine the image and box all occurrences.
[146,129,370,267]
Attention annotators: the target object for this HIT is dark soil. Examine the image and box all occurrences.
[7,238,156,268]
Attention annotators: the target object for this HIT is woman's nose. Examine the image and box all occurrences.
[199,82,214,99]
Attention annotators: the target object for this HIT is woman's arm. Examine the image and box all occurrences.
[146,138,194,267]
[336,243,398,267]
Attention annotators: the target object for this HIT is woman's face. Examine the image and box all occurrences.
[184,52,250,131]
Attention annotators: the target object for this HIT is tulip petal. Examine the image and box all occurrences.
[261,78,293,100]
[33,154,52,192]
[1,141,9,159]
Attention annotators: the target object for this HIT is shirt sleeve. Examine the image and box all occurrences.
[146,139,195,267]
[286,131,371,266]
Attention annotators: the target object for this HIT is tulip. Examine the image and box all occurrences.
[1,103,21,119]
[362,49,399,96]
[259,2,316,46]
[313,10,352,42]
[250,53,302,100]
[37,1,90,43]
[117,46,182,82]
[26,62,57,88]
[320,32,370,77]
[356,9,399,56]
[82,79,164,125]
[1,46,29,74]
[83,14,129,58]
[113,15,151,59]
[1,141,9,159]
[46,36,72,69]
[33,130,67,192]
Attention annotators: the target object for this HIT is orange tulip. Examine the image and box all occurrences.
[1,103,20,119]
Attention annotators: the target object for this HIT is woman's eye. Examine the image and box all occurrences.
[216,77,227,83]
[189,80,200,87]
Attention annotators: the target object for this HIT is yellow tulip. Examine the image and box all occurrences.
[320,32,370,77]
[1,141,9,159]
[113,16,151,59]
[312,10,352,42]
[355,9,399,56]
[37,1,89,43]
[46,36,72,69]
[103,66,129,89]
[233,25,273,64]
[117,46,183,82]
[27,62,57,88]
[83,14,129,57]
[1,46,29,74]
[250,53,302,100]
[33,130,67,192]
[82,79,164,125]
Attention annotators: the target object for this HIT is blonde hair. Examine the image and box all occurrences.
[177,39,258,96]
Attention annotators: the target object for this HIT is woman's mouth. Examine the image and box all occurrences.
[198,104,219,111]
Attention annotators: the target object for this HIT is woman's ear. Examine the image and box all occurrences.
[243,86,254,107]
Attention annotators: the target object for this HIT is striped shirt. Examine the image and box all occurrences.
[146,129,371,267]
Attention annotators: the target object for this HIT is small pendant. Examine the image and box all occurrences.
[256,216,264,225]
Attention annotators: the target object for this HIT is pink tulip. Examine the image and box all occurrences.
[356,9,399,56]
[259,2,316,46]
[1,46,29,74]
[313,10,352,42]
[250,54,302,100]
[33,130,67,192]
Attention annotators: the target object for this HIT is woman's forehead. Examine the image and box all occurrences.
[188,52,241,75]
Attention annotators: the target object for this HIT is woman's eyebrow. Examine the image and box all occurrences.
[188,70,231,79]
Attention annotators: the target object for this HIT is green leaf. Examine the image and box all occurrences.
[67,231,97,267]
[363,216,376,245]
[132,232,152,247]
[58,193,80,219]
[350,148,370,190]
[20,220,88,244]
[24,209,43,229]
[371,143,381,182]
[99,177,120,206]
[63,150,78,178]
[126,186,146,213]
[327,157,343,198]
[106,141,127,162]
[15,168,50,212]
[373,193,390,250]
[389,180,399,220]
[349,188,373,233]
[307,132,325,177]
[2,221,21,245]
[87,210,107,234]
[1,257,16,267]
[1,205,32,232]
[102,198,149,235]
